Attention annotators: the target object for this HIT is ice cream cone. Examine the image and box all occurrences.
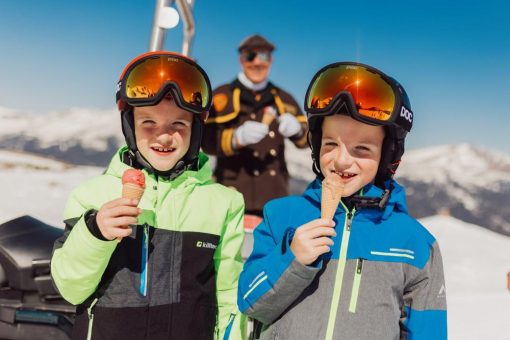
[262,112,276,126]
[262,106,277,126]
[321,174,344,220]
[122,183,145,201]
[118,169,146,242]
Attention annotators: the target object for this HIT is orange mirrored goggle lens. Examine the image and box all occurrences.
[124,55,210,109]
[307,65,396,121]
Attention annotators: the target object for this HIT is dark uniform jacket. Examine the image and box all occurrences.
[202,79,308,216]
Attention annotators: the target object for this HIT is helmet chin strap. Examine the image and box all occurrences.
[121,109,203,181]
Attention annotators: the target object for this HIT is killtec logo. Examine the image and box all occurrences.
[196,241,217,249]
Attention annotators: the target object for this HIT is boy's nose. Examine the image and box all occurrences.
[333,144,353,170]
[156,131,174,144]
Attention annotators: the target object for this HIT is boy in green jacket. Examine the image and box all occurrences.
[51,51,245,340]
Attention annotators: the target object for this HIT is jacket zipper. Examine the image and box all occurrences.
[86,298,99,340]
[325,208,355,340]
[140,224,149,296]
[349,258,364,313]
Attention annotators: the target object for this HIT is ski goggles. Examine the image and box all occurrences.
[241,50,271,62]
[305,62,412,132]
[117,51,212,114]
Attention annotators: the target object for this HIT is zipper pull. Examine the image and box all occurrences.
[346,212,353,231]
[357,259,364,274]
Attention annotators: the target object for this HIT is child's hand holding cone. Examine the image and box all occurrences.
[95,169,144,242]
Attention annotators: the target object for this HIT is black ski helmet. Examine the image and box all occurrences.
[305,62,413,188]
[115,51,212,180]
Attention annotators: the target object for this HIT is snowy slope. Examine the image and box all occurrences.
[0,150,103,226]
[422,216,510,340]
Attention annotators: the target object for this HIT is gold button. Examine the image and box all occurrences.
[253,170,260,176]
[269,149,277,156]
[269,131,276,138]
[269,170,276,176]
[250,113,257,119]
[253,151,259,157]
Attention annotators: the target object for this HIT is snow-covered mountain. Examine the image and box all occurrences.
[1,108,509,235]
[396,144,510,236]
[0,106,123,166]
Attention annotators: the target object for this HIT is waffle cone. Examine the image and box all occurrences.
[262,112,276,126]
[321,177,344,220]
[122,183,144,201]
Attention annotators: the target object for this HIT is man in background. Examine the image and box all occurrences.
[202,34,308,217]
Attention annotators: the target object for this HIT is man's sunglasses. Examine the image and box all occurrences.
[242,50,271,62]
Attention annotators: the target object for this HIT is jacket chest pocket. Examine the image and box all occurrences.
[180,231,220,304]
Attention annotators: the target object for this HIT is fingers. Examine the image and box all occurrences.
[299,218,335,230]
[102,198,139,209]
[304,226,337,239]
[104,205,141,219]
[312,237,334,248]
[96,198,142,240]
[111,225,134,239]
[314,245,332,256]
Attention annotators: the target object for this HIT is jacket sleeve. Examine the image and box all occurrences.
[237,204,321,324]
[51,189,117,305]
[401,241,447,339]
[214,192,246,340]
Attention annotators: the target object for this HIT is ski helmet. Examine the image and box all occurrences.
[304,62,413,188]
[116,51,212,179]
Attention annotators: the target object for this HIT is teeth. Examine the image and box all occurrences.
[333,171,355,178]
[153,147,174,152]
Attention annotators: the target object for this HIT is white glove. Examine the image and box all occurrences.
[278,113,302,138]
[234,121,269,147]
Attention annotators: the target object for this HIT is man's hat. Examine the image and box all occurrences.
[238,34,275,52]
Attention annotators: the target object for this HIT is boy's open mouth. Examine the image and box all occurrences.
[331,170,356,180]
[151,146,176,155]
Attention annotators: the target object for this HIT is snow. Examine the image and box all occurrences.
[0,150,509,339]
[422,215,510,340]
[0,106,124,151]
[0,149,102,226]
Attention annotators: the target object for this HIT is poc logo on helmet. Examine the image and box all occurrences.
[400,107,413,123]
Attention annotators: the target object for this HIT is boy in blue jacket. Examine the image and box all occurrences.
[238,62,447,339]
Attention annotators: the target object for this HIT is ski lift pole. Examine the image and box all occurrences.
[149,0,195,56]
[149,0,174,51]
[175,0,195,56]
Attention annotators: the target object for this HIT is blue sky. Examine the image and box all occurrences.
[1,0,509,153]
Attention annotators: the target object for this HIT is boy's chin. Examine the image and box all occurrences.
[145,156,180,172]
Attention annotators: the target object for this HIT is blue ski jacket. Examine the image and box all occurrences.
[238,179,447,340]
